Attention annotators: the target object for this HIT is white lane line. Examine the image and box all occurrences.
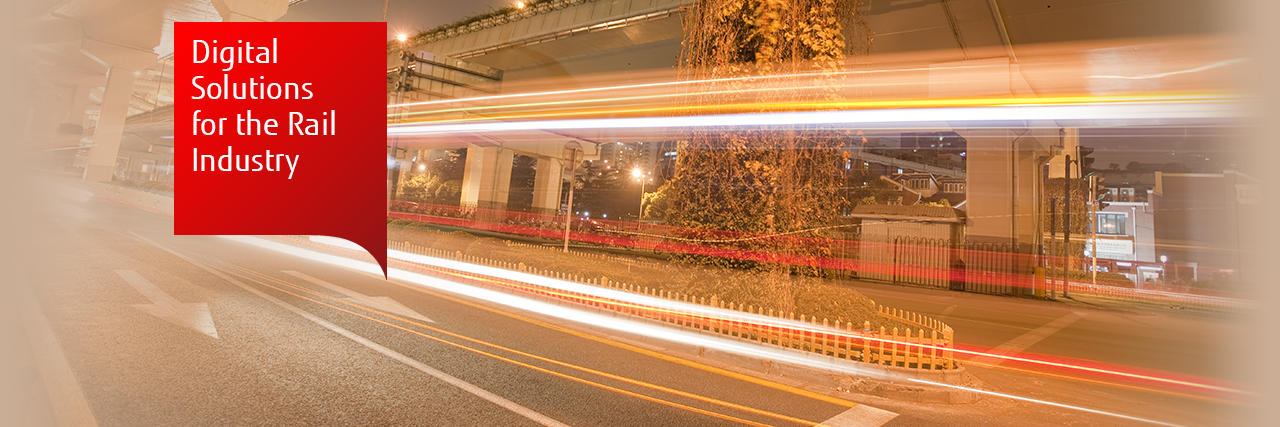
[282,270,435,323]
[939,305,957,318]
[967,311,1088,366]
[128,232,570,427]
[907,378,1185,427]
[114,270,219,338]
[820,404,899,427]
[16,282,100,427]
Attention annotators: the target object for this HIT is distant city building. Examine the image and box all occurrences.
[1095,170,1156,202]
[1089,200,1158,284]
[598,142,626,166]
[637,142,660,175]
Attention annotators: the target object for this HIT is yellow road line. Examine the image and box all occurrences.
[369,259,859,408]
[215,262,829,426]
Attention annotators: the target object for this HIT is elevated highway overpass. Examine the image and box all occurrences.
[19,1,1242,285]
[389,0,1239,282]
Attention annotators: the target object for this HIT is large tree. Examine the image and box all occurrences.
[664,0,866,311]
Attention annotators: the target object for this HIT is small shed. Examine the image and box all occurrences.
[845,204,965,288]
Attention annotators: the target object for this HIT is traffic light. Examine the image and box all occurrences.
[1090,174,1109,211]
[1079,145,1107,209]
[1078,146,1097,177]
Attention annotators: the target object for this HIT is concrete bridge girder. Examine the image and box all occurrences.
[211,0,288,22]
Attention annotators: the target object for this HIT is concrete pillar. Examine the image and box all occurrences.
[62,85,94,129]
[532,157,564,212]
[493,149,515,205]
[211,0,289,22]
[83,67,136,182]
[460,145,515,209]
[964,130,1017,245]
[962,129,1044,248]
[78,37,158,181]
[962,128,1057,296]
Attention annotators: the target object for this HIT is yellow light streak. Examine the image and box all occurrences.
[389,93,1238,127]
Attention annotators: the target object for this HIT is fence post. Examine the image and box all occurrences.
[877,326,886,365]
[823,318,830,356]
[895,327,905,367]
[930,330,939,370]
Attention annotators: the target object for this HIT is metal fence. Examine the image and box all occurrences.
[830,228,1029,296]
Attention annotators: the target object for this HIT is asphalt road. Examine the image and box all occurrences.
[5,180,1249,427]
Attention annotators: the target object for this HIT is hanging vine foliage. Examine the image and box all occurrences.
[663,0,871,311]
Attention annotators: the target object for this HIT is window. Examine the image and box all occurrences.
[1097,213,1126,235]
[942,182,964,193]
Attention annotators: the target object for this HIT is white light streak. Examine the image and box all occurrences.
[257,236,1205,425]
[233,235,893,379]
[1089,59,1245,80]
[386,64,994,109]
[388,103,1238,135]
[306,237,849,333]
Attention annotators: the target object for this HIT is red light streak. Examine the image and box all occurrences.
[300,234,1246,399]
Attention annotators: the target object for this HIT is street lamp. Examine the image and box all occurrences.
[632,168,649,221]
[562,142,582,252]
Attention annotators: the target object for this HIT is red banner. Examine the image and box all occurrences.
[175,22,388,275]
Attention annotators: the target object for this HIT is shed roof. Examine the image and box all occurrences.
[849,204,964,223]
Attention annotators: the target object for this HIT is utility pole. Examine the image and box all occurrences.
[1063,154,1072,299]
[1090,174,1098,285]
[1048,197,1057,299]
[388,51,411,208]
[562,143,581,252]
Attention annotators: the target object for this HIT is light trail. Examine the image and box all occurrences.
[305,236,1245,398]
[229,234,1221,426]
[386,209,1248,307]
[386,63,1001,109]
[386,82,843,120]
[227,235,896,380]
[387,102,1238,135]
[390,93,1238,126]
[211,261,823,427]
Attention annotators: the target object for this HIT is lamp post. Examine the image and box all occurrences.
[632,168,649,221]
[1063,154,1076,299]
[562,142,582,253]
[388,40,411,210]
[1089,174,1098,286]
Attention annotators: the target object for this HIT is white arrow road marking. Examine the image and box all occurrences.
[114,270,219,338]
[967,311,1088,366]
[282,270,435,323]
[820,404,899,427]
[124,233,567,427]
